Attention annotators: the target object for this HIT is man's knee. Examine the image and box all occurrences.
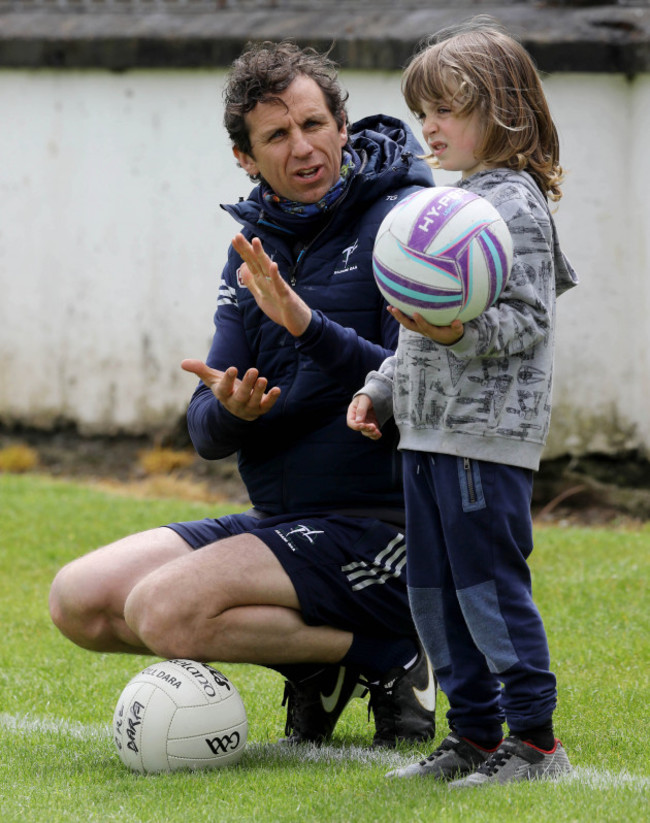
[49,558,110,649]
[123,568,204,660]
[49,527,191,652]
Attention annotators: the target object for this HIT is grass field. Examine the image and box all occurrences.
[1,473,648,822]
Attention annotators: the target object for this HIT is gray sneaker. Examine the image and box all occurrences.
[386,732,495,779]
[449,736,572,787]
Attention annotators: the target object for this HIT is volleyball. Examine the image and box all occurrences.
[372,186,513,325]
[113,659,247,774]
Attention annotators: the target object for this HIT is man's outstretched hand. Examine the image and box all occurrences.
[181,359,281,421]
[232,233,312,337]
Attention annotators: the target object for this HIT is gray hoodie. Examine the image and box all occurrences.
[359,168,579,471]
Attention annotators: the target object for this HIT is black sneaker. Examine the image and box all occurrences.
[281,664,365,744]
[386,732,496,779]
[366,645,437,748]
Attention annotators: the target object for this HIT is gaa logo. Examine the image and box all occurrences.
[205,732,241,754]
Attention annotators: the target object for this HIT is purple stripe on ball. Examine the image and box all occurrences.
[476,225,509,305]
[407,191,469,253]
[395,239,459,282]
[373,260,464,307]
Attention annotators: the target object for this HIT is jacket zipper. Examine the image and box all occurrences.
[288,208,340,286]
[289,247,307,286]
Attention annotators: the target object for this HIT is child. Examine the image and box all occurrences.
[347,19,578,786]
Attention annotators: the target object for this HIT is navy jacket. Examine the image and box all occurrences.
[186,115,433,520]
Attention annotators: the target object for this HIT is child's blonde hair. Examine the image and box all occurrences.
[402,19,564,201]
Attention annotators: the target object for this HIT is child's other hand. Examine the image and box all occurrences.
[388,306,464,345]
[347,394,382,440]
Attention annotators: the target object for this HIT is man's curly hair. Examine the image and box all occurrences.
[223,40,349,157]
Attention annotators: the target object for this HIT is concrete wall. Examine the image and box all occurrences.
[1,68,648,459]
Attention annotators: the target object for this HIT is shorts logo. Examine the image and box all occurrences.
[274,524,325,553]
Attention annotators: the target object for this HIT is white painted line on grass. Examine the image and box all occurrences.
[0,712,109,741]
[248,745,650,790]
[565,766,650,791]
[245,741,414,768]
[2,713,647,791]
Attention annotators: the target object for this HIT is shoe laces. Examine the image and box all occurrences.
[365,679,400,734]
[476,740,516,776]
[282,681,297,737]
[420,749,445,766]
[420,734,458,765]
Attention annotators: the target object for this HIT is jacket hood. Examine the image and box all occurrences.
[459,168,579,298]
[347,113,428,180]
[512,171,579,297]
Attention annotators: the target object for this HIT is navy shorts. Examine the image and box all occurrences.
[167,511,415,639]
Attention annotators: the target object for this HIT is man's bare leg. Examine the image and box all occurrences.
[123,532,352,664]
[49,527,352,664]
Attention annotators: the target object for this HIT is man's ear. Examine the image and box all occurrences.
[339,120,348,147]
[233,146,258,177]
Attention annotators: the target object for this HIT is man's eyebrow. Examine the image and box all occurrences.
[261,124,287,136]
[303,110,328,121]
[252,123,287,143]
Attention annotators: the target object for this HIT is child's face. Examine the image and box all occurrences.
[419,98,488,179]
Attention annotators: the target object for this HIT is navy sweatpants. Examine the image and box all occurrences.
[403,450,557,745]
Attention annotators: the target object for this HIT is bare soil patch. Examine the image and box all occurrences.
[2,427,649,527]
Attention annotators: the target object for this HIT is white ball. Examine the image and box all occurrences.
[373,186,513,326]
[113,659,248,774]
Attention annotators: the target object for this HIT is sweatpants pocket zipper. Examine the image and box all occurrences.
[463,457,477,506]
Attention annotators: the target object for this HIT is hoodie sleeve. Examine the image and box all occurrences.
[354,353,397,428]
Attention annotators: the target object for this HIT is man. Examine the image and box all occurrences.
[49,41,436,748]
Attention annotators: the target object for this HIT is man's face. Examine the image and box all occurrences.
[233,74,348,204]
